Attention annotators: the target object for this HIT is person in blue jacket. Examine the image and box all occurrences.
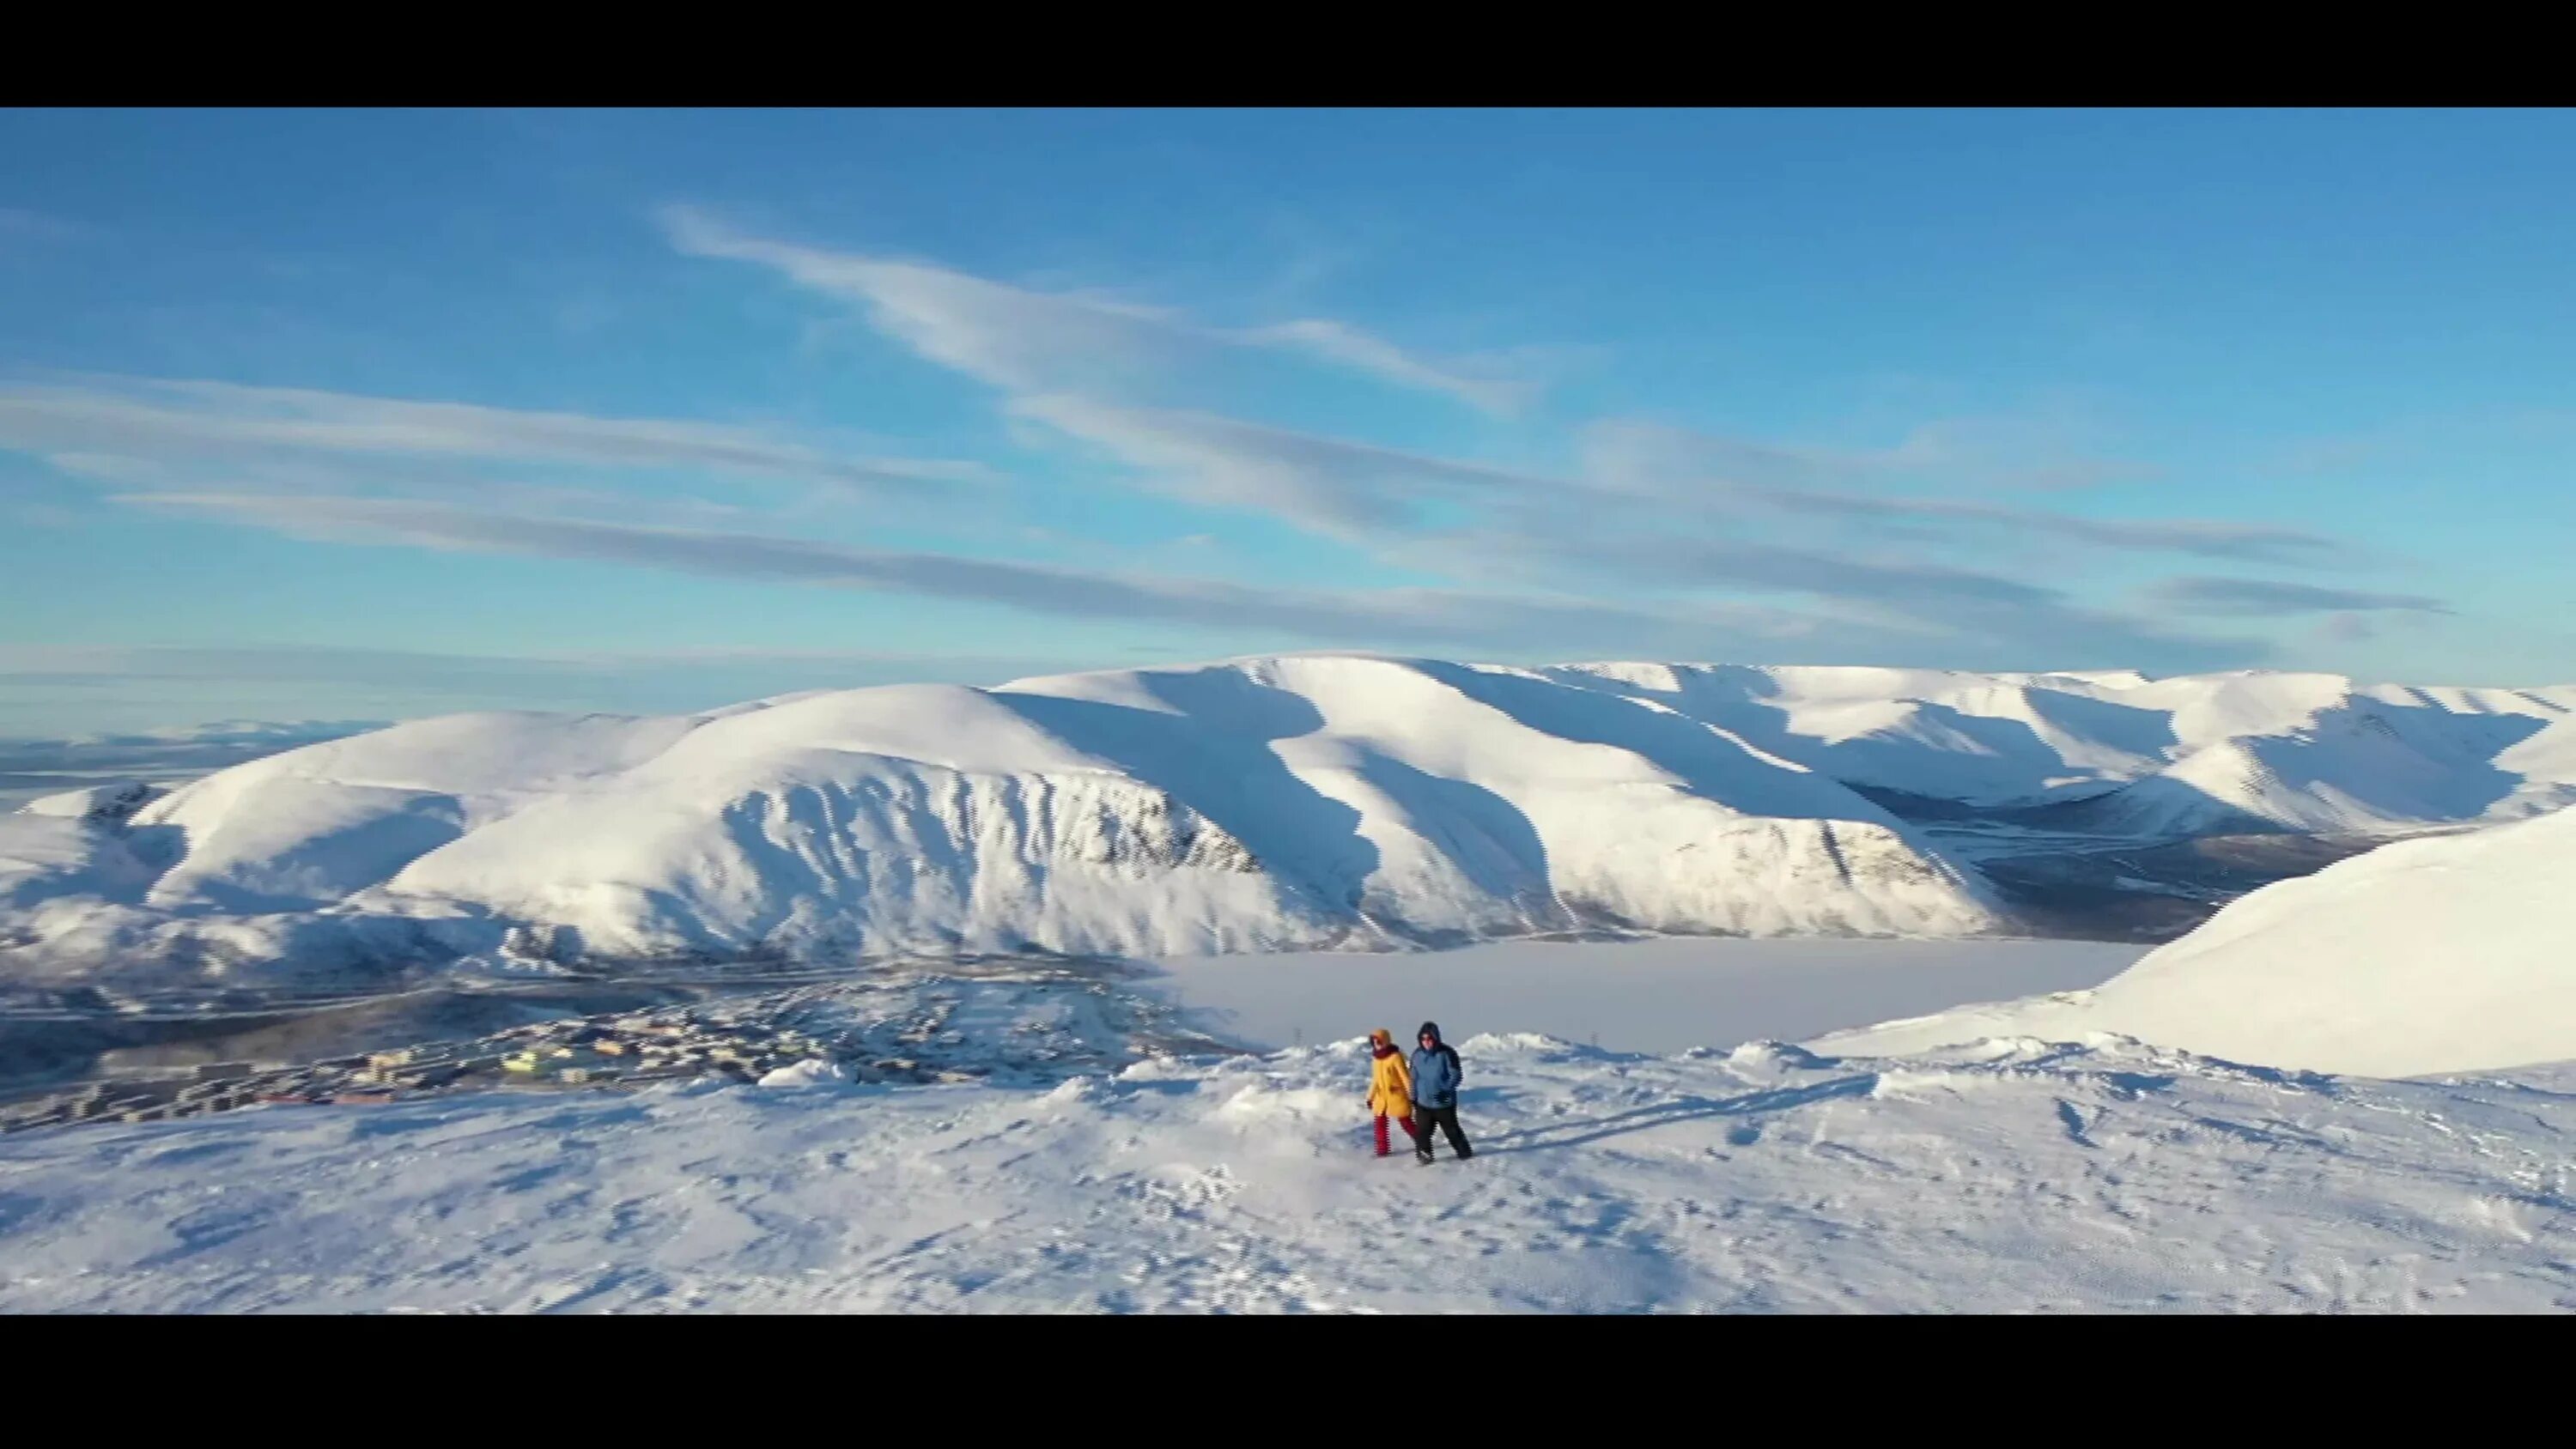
[1408,1021,1473,1163]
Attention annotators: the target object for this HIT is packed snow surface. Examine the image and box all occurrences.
[3,1032,2569,1313]
[1820,806,2576,1079]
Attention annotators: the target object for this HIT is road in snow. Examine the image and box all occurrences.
[1142,937,2147,1054]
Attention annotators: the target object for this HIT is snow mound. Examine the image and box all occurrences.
[0,657,2000,985]
[757,1058,853,1088]
[1819,806,2576,1077]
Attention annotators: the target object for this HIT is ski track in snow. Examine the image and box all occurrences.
[4,1033,2571,1313]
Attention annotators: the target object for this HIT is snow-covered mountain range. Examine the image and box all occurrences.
[4,655,2570,986]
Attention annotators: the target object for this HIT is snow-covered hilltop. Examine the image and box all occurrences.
[5,654,2571,989]
[0,657,1997,987]
[1819,803,2576,1078]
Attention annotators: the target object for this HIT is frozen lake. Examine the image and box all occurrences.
[1141,937,2149,1055]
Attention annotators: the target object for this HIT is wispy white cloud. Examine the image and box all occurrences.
[991,394,2348,666]
[1581,419,2352,566]
[2145,577,2451,617]
[659,208,2369,664]
[1753,488,2348,566]
[1010,393,1546,537]
[117,491,1703,650]
[120,491,2268,674]
[1233,318,1534,414]
[0,375,988,499]
[1399,525,2257,670]
[663,206,1533,414]
[1580,416,2151,497]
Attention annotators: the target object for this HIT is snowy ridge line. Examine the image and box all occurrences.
[1540,660,2576,830]
[0,657,2007,986]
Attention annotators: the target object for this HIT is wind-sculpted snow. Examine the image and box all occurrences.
[1819,805,2576,1078]
[0,658,2000,985]
[3,1029,2567,1312]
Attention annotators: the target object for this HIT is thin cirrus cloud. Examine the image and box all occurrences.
[661,205,1531,414]
[663,212,2377,612]
[1581,419,2354,567]
[1580,416,2149,498]
[1485,530,2063,609]
[1753,489,2351,566]
[0,376,989,498]
[2145,576,2453,617]
[1008,392,1549,537]
[1394,526,2257,670]
[120,490,2016,661]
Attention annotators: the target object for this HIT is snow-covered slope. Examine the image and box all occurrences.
[0,657,1998,985]
[3,1031,2568,1313]
[1819,805,2576,1078]
[1547,663,2576,831]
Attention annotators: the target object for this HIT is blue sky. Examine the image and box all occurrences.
[3,107,2571,736]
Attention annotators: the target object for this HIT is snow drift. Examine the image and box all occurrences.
[0,657,1999,985]
[1818,804,2576,1077]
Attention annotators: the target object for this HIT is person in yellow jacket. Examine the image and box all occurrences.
[1364,1028,1419,1158]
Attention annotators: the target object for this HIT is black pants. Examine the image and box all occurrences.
[1413,1101,1471,1159]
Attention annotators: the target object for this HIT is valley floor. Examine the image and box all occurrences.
[3,1029,2570,1313]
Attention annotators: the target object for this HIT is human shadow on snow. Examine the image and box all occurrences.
[1471,1074,1880,1156]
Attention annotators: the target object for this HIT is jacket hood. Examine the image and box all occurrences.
[1417,1022,1443,1046]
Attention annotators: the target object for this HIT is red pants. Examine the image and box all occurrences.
[1374,1113,1416,1155]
